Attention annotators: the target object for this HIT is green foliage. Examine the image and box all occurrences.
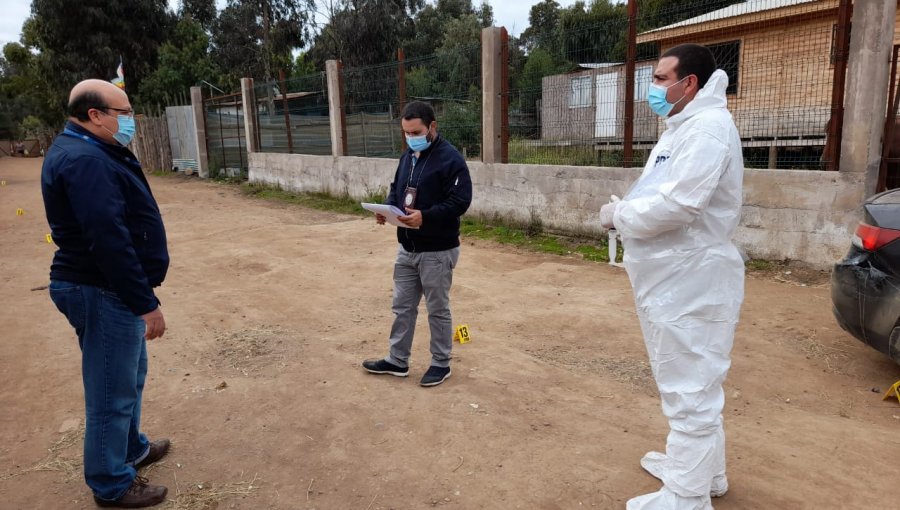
[212,0,314,84]
[406,66,435,98]
[17,115,46,139]
[0,42,60,135]
[25,0,173,116]
[440,91,481,158]
[460,216,617,262]
[293,52,317,77]
[138,17,221,108]
[309,0,422,68]
[520,0,562,54]
[180,0,217,30]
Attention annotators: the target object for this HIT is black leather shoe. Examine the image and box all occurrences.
[134,439,170,469]
[94,476,167,508]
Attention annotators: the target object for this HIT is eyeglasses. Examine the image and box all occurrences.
[98,106,135,117]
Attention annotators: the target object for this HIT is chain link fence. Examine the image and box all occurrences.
[254,72,331,156]
[338,42,483,160]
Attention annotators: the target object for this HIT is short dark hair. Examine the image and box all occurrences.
[662,44,717,89]
[68,90,107,121]
[401,101,435,127]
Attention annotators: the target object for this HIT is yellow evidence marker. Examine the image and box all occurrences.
[453,324,471,344]
[46,234,53,244]
[883,380,900,403]
[16,208,24,216]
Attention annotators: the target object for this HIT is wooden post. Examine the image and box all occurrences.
[623,0,637,168]
[826,0,852,171]
[398,48,407,152]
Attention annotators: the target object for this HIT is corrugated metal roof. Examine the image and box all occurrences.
[642,0,820,34]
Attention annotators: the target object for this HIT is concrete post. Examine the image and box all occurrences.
[189,86,210,178]
[240,78,259,153]
[482,27,503,164]
[839,0,896,196]
[326,60,348,157]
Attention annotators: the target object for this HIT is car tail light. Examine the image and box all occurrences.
[852,223,900,251]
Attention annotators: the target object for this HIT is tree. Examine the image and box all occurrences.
[308,0,421,68]
[25,0,174,115]
[180,0,217,30]
[519,0,561,54]
[401,0,490,59]
[211,0,314,84]
[139,17,222,108]
[558,0,627,64]
[0,42,59,136]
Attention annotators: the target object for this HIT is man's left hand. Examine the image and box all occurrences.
[401,208,423,228]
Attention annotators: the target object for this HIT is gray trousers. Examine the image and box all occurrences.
[385,245,460,368]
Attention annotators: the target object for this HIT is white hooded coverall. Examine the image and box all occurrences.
[613,70,745,510]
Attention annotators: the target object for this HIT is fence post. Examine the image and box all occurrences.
[190,86,210,178]
[241,77,259,153]
[326,59,348,157]
[623,0,637,168]
[482,27,507,164]
[838,0,896,196]
[398,48,407,152]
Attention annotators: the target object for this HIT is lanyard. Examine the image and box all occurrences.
[407,150,433,189]
[61,128,107,149]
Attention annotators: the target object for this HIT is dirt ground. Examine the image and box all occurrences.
[1,156,899,510]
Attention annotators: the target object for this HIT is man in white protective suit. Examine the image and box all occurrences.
[599,44,745,509]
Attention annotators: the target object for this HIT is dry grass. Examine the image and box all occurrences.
[526,345,655,392]
[0,423,84,481]
[164,473,261,510]
[212,326,293,376]
[784,329,850,375]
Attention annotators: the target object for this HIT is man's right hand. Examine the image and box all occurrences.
[375,213,386,225]
[141,307,166,340]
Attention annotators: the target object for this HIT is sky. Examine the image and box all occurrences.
[0,0,580,52]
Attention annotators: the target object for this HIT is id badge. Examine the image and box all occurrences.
[403,186,417,209]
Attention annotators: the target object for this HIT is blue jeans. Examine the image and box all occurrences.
[49,280,151,501]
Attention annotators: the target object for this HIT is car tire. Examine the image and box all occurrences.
[890,323,900,365]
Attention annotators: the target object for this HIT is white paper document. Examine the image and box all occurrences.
[361,203,418,229]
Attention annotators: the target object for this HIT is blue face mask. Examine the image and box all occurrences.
[647,76,688,117]
[406,129,433,152]
[101,111,136,146]
[112,115,136,146]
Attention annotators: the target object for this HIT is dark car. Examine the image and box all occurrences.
[831,188,900,364]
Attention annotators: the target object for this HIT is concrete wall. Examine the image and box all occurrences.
[249,152,864,267]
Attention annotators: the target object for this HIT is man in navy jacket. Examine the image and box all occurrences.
[363,101,473,387]
[42,79,170,508]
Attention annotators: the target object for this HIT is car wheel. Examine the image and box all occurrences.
[891,322,900,365]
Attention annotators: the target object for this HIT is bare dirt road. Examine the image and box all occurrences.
[1,156,898,509]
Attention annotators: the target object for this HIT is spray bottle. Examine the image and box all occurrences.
[607,195,622,267]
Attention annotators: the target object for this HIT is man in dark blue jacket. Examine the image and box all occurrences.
[363,101,473,387]
[42,79,170,508]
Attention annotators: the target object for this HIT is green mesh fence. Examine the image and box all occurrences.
[254,72,331,156]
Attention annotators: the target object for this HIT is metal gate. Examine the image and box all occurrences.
[204,92,248,179]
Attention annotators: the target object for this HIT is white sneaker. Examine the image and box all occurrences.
[640,451,729,498]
